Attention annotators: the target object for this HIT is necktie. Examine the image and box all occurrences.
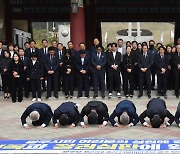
[44,48,46,54]
[50,55,53,62]
[21,57,23,61]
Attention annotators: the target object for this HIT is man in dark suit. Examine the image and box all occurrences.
[27,52,44,102]
[155,46,169,98]
[148,40,158,90]
[19,48,30,98]
[90,38,104,56]
[173,45,180,98]
[175,102,180,127]
[138,45,153,98]
[53,101,80,128]
[109,100,139,127]
[24,40,39,58]
[44,47,59,99]
[79,42,90,56]
[38,39,49,91]
[75,50,91,98]
[21,102,53,129]
[80,101,109,128]
[139,98,174,128]
[91,45,106,98]
[57,43,64,91]
[107,42,121,98]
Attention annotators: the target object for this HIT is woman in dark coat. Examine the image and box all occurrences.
[8,52,24,103]
[62,49,74,98]
[0,51,11,98]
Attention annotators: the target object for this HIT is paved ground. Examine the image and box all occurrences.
[0,91,179,140]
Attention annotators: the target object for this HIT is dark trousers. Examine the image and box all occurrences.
[31,79,41,98]
[133,65,139,89]
[124,70,134,95]
[167,69,175,90]
[22,77,30,97]
[175,71,180,95]
[120,62,125,90]
[64,73,74,96]
[41,66,47,90]
[139,72,151,95]
[47,73,58,97]
[108,69,121,93]
[11,77,23,102]
[58,67,63,91]
[93,70,105,95]
[157,73,167,95]
[151,64,156,88]
[1,75,10,93]
[78,73,89,96]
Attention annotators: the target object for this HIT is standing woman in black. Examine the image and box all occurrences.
[8,52,24,103]
[0,51,11,98]
[62,49,74,98]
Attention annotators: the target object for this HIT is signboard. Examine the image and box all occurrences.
[0,139,179,153]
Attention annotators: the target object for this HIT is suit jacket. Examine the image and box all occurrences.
[155,53,169,74]
[138,52,153,74]
[109,100,139,126]
[8,60,24,78]
[117,47,126,61]
[44,54,59,72]
[91,52,106,72]
[139,98,174,125]
[62,56,74,74]
[0,49,5,59]
[57,50,65,63]
[107,51,121,72]
[21,102,53,126]
[0,58,11,75]
[175,102,180,126]
[27,60,44,79]
[52,102,80,126]
[38,47,48,62]
[75,55,91,73]
[173,52,180,73]
[80,101,109,124]
[131,48,141,63]
[90,46,104,56]
[123,53,136,70]
[25,48,39,58]
[148,48,158,63]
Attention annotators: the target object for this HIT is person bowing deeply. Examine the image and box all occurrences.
[80,101,109,128]
[21,102,53,129]
[53,101,80,128]
[139,98,174,128]
[109,100,139,128]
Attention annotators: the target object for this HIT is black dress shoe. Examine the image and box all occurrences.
[102,95,105,99]
[164,94,167,99]
[54,95,59,99]
[77,95,82,98]
[176,94,179,98]
[45,96,49,100]
[85,95,90,98]
[138,94,143,98]
[147,94,151,99]
[70,95,73,98]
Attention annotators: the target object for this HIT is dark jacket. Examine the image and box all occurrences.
[27,60,44,79]
[62,56,74,74]
[75,55,91,73]
[138,52,153,74]
[53,102,80,126]
[173,52,180,73]
[109,100,139,126]
[80,101,109,124]
[107,51,121,72]
[91,52,106,72]
[0,58,11,75]
[25,48,39,58]
[8,60,24,78]
[139,98,174,125]
[123,53,136,70]
[44,54,59,72]
[155,53,169,74]
[21,102,53,126]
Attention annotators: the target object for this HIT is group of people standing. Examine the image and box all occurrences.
[0,37,180,102]
[21,98,180,129]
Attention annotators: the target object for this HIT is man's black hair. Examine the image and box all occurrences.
[59,114,70,126]
[88,112,98,124]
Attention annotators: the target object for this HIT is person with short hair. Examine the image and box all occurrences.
[80,101,109,128]
[91,45,106,98]
[109,100,139,128]
[27,52,44,102]
[44,47,59,99]
[53,102,80,128]
[175,102,180,127]
[21,102,53,129]
[24,40,39,58]
[139,98,174,128]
